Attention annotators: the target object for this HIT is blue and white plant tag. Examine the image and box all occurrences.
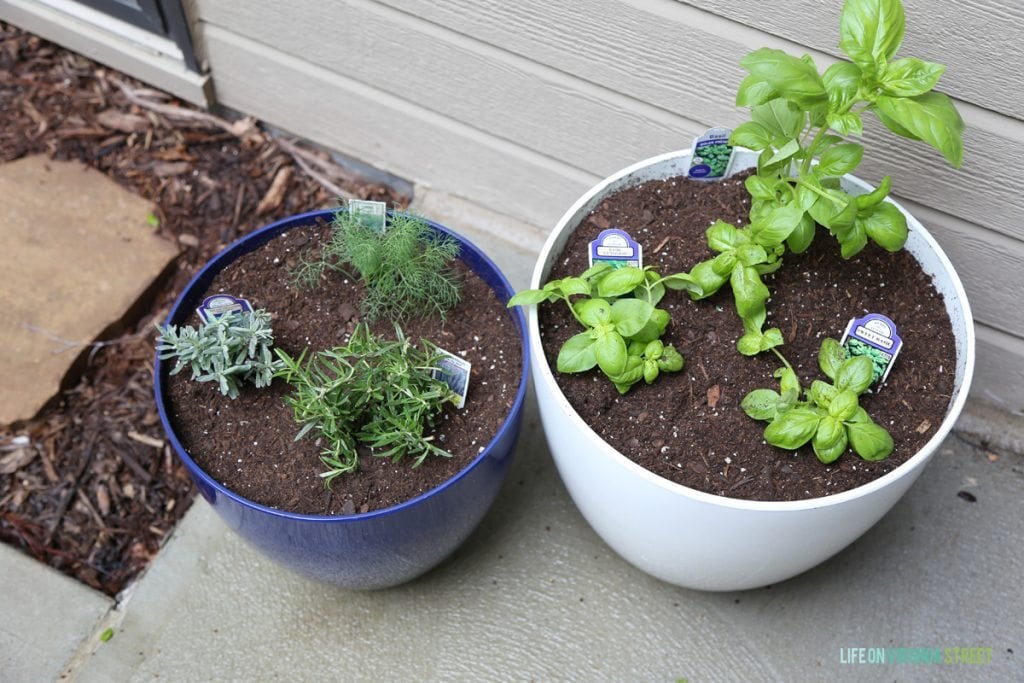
[688,127,735,180]
[348,199,387,233]
[433,348,471,409]
[196,294,253,323]
[840,313,903,387]
[588,228,642,269]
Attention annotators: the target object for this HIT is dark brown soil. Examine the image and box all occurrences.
[539,171,957,501]
[0,23,405,594]
[164,221,522,515]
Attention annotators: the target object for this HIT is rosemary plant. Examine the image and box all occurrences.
[274,324,460,485]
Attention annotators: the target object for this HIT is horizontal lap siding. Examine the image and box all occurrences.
[678,0,1024,120]
[192,0,1024,411]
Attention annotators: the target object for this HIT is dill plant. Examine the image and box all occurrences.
[293,209,463,323]
[273,324,460,485]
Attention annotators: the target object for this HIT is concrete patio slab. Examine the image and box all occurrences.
[69,403,1021,682]
[0,543,112,682]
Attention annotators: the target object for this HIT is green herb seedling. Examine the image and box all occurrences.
[681,0,964,355]
[742,339,893,464]
[292,209,462,323]
[156,309,282,399]
[273,324,459,485]
[509,263,686,393]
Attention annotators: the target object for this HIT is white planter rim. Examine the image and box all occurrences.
[529,148,975,513]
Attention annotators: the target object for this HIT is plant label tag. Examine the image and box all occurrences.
[588,228,642,269]
[840,313,903,387]
[688,127,735,180]
[433,348,471,409]
[196,294,253,323]
[348,199,387,233]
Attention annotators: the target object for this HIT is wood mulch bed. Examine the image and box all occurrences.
[539,171,957,501]
[0,24,405,595]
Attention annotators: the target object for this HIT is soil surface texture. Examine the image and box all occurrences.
[538,171,956,501]
[164,221,523,515]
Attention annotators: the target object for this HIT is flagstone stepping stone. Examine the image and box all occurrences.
[0,155,178,424]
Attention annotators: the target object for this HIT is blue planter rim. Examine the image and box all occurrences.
[154,208,529,524]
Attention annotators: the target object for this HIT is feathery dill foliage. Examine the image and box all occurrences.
[156,309,281,399]
[273,323,459,485]
[292,210,463,322]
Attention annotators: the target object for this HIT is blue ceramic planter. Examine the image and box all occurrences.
[155,210,529,589]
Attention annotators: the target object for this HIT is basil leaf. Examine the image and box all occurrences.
[736,74,779,107]
[836,354,874,395]
[818,143,864,176]
[596,266,647,297]
[740,48,827,108]
[767,139,801,166]
[558,276,591,297]
[787,212,816,254]
[685,261,729,299]
[730,121,773,151]
[742,388,781,421]
[712,251,739,276]
[574,298,612,327]
[642,359,659,384]
[839,0,905,73]
[846,418,894,461]
[594,332,627,378]
[657,345,684,373]
[736,244,769,267]
[854,175,892,209]
[631,308,671,343]
[775,367,801,396]
[826,111,864,136]
[744,175,777,201]
[858,200,908,251]
[765,407,821,449]
[838,222,869,259]
[754,205,804,246]
[707,221,742,252]
[810,379,839,409]
[556,332,598,373]
[610,298,655,337]
[730,266,770,320]
[822,61,862,113]
[813,416,848,464]
[760,327,784,351]
[751,98,805,139]
[828,389,860,421]
[819,338,846,380]
[507,289,549,307]
[882,57,946,97]
[580,262,613,281]
[874,93,965,167]
[808,188,857,230]
[737,333,763,357]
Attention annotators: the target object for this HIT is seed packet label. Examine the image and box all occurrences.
[588,228,642,269]
[349,199,387,233]
[840,313,903,387]
[688,127,735,180]
[433,348,471,409]
[196,294,252,323]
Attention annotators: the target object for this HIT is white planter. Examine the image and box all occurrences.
[529,149,975,591]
